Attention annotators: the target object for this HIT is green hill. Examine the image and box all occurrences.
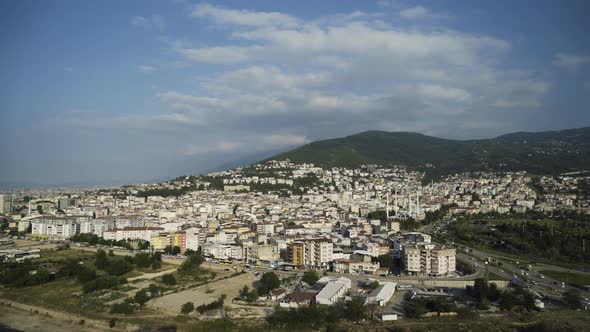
[269,127,590,177]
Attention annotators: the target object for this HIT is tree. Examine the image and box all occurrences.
[563,289,582,309]
[246,289,258,303]
[548,247,559,262]
[180,251,205,272]
[181,302,195,316]
[172,246,181,255]
[105,258,133,276]
[239,285,250,299]
[374,254,394,271]
[345,297,367,322]
[151,260,161,270]
[258,272,281,295]
[134,252,152,268]
[138,241,150,250]
[110,302,134,314]
[302,270,319,285]
[134,289,150,308]
[148,283,161,297]
[108,318,117,328]
[77,267,97,283]
[161,274,177,285]
[96,249,108,269]
[368,280,380,291]
[30,268,51,285]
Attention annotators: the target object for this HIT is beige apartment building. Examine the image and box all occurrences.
[404,244,456,277]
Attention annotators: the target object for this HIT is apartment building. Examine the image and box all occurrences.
[103,226,164,242]
[404,244,456,277]
[287,238,333,268]
[31,216,80,239]
[305,238,333,268]
[287,241,305,266]
[151,233,172,250]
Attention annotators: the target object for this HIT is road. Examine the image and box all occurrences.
[421,220,590,303]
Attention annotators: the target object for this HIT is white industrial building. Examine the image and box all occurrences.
[368,281,397,306]
[315,276,351,305]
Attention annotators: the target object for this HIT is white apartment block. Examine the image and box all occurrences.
[202,243,243,260]
[31,217,80,239]
[304,238,333,268]
[404,244,456,277]
[103,226,164,242]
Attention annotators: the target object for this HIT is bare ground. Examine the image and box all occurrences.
[149,272,271,318]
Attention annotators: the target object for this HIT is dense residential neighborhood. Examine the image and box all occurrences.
[1,160,590,331]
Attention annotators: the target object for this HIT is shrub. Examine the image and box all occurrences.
[162,274,177,286]
[110,302,135,314]
[181,302,195,316]
[196,295,225,314]
[302,270,319,285]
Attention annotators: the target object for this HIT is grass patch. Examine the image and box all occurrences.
[491,218,558,226]
[539,270,590,285]
[36,249,95,263]
[0,278,107,318]
[487,271,509,281]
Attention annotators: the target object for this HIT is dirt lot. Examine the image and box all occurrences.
[8,239,61,251]
[149,271,270,318]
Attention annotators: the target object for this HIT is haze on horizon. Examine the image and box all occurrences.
[1,0,589,187]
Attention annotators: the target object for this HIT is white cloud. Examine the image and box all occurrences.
[399,5,451,20]
[554,53,590,68]
[176,45,260,64]
[493,80,550,108]
[137,65,157,73]
[77,5,552,148]
[181,134,307,156]
[131,15,165,30]
[191,3,298,28]
[416,84,471,101]
[399,6,429,19]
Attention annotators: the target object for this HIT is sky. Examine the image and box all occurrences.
[1,0,590,187]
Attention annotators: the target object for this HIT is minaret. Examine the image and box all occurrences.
[386,192,389,219]
[416,192,420,219]
[394,187,398,215]
[408,193,413,218]
[28,200,31,215]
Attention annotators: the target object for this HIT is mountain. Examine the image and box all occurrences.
[269,127,590,177]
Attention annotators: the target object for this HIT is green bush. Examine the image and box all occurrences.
[110,302,135,314]
[162,274,177,285]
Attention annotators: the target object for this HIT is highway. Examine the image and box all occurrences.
[421,221,590,304]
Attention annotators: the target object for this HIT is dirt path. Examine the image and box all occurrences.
[127,267,179,282]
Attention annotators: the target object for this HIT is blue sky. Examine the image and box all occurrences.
[1,0,589,186]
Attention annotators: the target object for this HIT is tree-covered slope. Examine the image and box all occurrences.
[269,127,590,176]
